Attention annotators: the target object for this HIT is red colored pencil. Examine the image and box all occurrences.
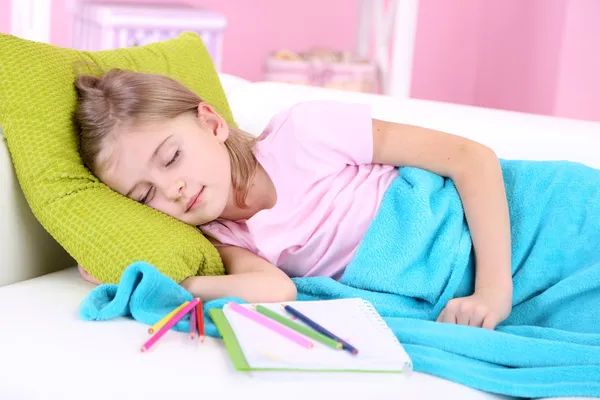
[196,298,205,342]
[189,305,197,339]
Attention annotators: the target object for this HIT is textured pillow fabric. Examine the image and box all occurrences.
[0,32,225,283]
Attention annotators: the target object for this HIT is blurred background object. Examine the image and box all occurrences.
[264,48,377,94]
[71,2,227,70]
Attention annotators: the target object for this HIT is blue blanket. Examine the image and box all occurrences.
[80,159,600,398]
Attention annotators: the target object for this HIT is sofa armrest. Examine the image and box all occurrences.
[0,126,75,287]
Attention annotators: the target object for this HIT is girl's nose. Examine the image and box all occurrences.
[166,179,185,201]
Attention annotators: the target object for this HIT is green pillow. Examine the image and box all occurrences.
[0,32,225,283]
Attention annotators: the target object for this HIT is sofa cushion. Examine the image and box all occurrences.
[0,32,225,283]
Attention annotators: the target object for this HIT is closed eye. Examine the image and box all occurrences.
[140,186,155,204]
[166,150,180,167]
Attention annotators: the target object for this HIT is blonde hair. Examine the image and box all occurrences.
[73,68,257,207]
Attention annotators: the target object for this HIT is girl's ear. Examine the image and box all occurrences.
[196,102,229,143]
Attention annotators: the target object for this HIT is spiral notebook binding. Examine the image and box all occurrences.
[360,299,413,373]
[360,299,394,331]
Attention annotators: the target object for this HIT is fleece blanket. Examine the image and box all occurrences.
[80,159,600,398]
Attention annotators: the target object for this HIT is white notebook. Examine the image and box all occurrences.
[210,298,412,373]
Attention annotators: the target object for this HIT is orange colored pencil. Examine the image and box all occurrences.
[196,298,205,342]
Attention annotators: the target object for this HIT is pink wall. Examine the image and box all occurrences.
[412,0,599,121]
[0,1,10,36]
[554,0,600,122]
[1,0,599,122]
[50,0,73,47]
[410,0,483,106]
[412,0,566,116]
[473,0,566,116]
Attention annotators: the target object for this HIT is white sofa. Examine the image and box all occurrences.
[1,74,599,400]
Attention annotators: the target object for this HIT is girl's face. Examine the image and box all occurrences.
[97,103,233,226]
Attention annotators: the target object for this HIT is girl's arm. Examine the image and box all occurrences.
[180,243,297,304]
[78,244,296,304]
[372,119,512,329]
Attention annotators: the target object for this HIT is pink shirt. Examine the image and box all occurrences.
[201,100,398,280]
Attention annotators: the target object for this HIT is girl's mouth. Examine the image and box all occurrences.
[186,187,204,212]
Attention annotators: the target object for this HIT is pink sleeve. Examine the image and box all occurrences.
[279,100,374,168]
[199,221,259,254]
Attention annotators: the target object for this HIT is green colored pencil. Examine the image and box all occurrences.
[254,305,342,350]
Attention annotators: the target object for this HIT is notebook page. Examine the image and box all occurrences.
[222,298,411,372]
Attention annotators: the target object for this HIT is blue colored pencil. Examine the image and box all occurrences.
[282,304,359,355]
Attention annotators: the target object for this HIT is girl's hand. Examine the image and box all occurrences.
[436,287,512,330]
[77,264,101,285]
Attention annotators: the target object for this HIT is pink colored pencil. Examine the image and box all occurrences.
[228,302,313,349]
[141,298,200,352]
[189,305,197,340]
[196,298,205,343]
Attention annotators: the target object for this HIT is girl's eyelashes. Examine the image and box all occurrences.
[166,150,180,167]
[140,186,155,204]
[138,150,179,204]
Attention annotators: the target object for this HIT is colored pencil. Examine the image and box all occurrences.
[254,305,342,350]
[258,350,283,362]
[141,298,200,352]
[148,301,189,334]
[189,305,197,339]
[228,302,313,349]
[196,298,205,342]
[282,304,359,355]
